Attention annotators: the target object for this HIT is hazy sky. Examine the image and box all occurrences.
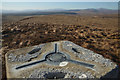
[2,2,118,11]
[2,0,120,2]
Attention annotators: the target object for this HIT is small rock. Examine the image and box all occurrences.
[79,74,87,78]
[59,61,68,67]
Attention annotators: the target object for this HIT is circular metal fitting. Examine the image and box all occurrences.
[45,52,67,62]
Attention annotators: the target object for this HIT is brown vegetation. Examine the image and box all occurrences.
[1,14,120,78]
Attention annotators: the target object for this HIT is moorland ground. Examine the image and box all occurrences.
[1,14,120,78]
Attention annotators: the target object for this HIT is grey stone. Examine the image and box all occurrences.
[5,41,119,79]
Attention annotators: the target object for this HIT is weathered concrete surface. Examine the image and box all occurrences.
[0,55,2,79]
[0,47,2,79]
[5,41,119,79]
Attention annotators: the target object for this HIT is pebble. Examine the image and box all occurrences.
[59,61,68,67]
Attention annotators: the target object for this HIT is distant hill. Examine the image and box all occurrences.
[67,8,117,15]
[2,8,118,16]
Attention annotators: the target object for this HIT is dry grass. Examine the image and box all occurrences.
[2,14,120,78]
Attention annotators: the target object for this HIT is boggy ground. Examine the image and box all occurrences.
[1,14,120,78]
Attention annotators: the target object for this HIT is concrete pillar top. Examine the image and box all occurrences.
[5,41,119,79]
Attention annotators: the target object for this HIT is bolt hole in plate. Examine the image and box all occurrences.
[28,47,41,54]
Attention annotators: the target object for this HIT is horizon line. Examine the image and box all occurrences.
[2,8,118,11]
